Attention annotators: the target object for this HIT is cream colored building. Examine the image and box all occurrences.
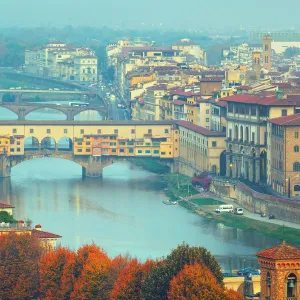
[74,56,98,83]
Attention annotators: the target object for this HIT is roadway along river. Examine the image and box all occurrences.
[0,107,279,271]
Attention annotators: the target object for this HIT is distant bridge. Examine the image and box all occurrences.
[0,89,96,95]
[0,103,108,120]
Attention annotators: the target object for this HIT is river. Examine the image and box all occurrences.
[0,106,280,271]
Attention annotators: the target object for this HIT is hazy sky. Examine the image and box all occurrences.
[1,0,300,30]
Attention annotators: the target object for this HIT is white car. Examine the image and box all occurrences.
[117,104,122,108]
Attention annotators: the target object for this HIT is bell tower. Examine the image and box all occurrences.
[257,241,300,300]
[262,35,272,71]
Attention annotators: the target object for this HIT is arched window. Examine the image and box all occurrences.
[295,146,299,152]
[245,127,249,143]
[240,126,243,141]
[235,125,238,140]
[211,165,217,174]
[287,273,297,298]
[293,162,300,171]
[266,272,271,297]
[294,185,300,192]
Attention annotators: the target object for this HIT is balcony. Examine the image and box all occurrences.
[286,297,297,300]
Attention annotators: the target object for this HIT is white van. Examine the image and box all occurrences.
[234,207,244,215]
[215,205,233,213]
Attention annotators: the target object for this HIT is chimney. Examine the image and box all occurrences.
[35,224,42,231]
[17,220,25,229]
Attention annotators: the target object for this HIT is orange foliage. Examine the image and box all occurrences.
[71,244,111,299]
[110,258,154,300]
[39,247,76,299]
[168,262,225,300]
[224,288,244,300]
[0,233,42,300]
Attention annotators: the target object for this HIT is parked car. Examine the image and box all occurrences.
[215,205,233,213]
[234,207,244,215]
[237,267,260,276]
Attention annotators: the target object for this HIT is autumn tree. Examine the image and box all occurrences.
[71,244,111,300]
[224,289,244,300]
[111,258,155,300]
[141,243,223,300]
[168,262,225,299]
[39,247,76,299]
[0,233,42,300]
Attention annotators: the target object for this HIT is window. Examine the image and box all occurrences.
[252,132,255,143]
[206,118,209,122]
[112,149,116,153]
[131,129,135,134]
[169,152,172,155]
[17,141,20,145]
[13,129,17,134]
[265,56,269,64]
[98,129,102,134]
[161,151,166,155]
[282,109,287,116]
[110,142,116,146]
[114,129,118,134]
[251,107,256,116]
[17,148,20,152]
[30,129,34,134]
[138,150,142,154]
[229,129,232,139]
[206,109,209,114]
[295,132,299,138]
[64,129,68,134]
[148,129,152,134]
[294,146,299,152]
[120,149,125,153]
[77,149,82,152]
[47,129,51,134]
[129,148,134,153]
[294,162,300,171]
[10,148,14,152]
[164,129,169,134]
[265,45,269,51]
[86,149,91,152]
[77,142,82,145]
[146,150,151,154]
[119,142,126,145]
[212,141,217,147]
[86,142,91,145]
[80,129,84,134]
[154,150,159,154]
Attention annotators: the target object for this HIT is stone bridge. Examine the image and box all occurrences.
[0,150,115,178]
[0,151,176,178]
[0,103,108,120]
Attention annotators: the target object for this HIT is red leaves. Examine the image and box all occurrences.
[0,233,42,300]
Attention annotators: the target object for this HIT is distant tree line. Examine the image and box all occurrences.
[284,46,300,58]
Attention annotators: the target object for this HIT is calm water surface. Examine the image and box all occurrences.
[0,106,280,270]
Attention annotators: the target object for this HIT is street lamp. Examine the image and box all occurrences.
[229,162,233,177]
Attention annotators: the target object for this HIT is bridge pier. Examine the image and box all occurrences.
[0,155,11,178]
[82,156,104,178]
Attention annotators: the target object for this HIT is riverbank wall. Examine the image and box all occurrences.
[210,178,300,225]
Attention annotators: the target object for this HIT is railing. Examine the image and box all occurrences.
[286,297,297,300]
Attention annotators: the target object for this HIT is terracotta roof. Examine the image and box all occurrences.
[32,229,62,239]
[222,94,296,106]
[256,242,300,260]
[200,77,223,82]
[0,202,14,208]
[178,121,226,137]
[268,113,300,126]
[173,100,186,106]
[195,97,212,103]
[147,84,168,91]
[236,85,250,91]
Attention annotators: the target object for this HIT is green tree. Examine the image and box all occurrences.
[141,243,223,300]
[284,47,300,58]
[0,211,15,223]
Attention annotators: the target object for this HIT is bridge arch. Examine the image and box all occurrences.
[25,107,67,120]
[24,136,40,150]
[57,137,73,151]
[41,137,56,150]
[0,106,18,120]
[73,108,105,120]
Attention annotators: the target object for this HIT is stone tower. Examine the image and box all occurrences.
[252,51,262,80]
[256,241,300,300]
[262,35,272,71]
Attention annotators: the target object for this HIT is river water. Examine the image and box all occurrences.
[0,106,279,270]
